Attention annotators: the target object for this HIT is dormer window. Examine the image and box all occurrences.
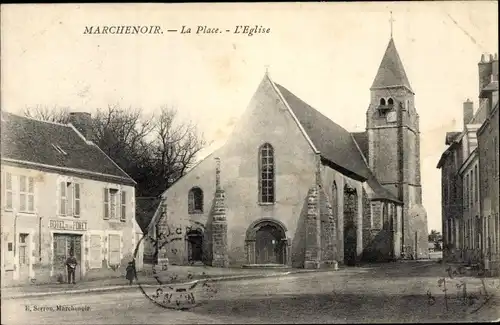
[52,143,67,156]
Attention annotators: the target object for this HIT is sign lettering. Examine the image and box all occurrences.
[49,220,87,231]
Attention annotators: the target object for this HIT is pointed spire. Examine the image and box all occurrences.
[371,38,413,93]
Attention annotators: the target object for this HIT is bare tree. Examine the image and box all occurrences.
[92,104,155,160]
[23,105,71,123]
[23,103,206,197]
[151,105,206,191]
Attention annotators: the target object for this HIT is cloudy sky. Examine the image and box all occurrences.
[1,2,498,232]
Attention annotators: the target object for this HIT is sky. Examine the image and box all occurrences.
[1,2,498,233]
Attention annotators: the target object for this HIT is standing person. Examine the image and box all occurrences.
[126,260,136,285]
[66,251,77,284]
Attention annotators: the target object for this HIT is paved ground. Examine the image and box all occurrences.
[2,262,499,324]
[2,264,290,298]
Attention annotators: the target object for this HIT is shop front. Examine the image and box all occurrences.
[48,219,87,281]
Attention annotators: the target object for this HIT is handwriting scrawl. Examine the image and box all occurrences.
[425,264,496,314]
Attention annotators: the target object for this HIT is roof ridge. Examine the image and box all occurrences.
[90,140,136,184]
[274,82,354,139]
[1,110,72,128]
[266,75,319,154]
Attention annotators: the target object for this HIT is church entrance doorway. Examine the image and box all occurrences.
[245,219,289,265]
[186,230,203,264]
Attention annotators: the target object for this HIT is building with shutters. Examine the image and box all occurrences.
[438,52,499,275]
[145,35,429,268]
[1,111,143,285]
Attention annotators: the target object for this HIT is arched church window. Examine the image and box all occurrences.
[382,203,389,230]
[379,98,386,106]
[188,187,204,214]
[387,98,394,106]
[259,143,275,204]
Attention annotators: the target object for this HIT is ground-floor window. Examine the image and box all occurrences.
[108,234,121,266]
[89,235,102,269]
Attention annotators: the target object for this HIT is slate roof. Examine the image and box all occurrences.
[1,111,134,184]
[273,83,400,203]
[351,132,368,162]
[480,80,499,98]
[371,38,413,92]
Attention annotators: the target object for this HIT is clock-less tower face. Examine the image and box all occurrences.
[386,111,397,123]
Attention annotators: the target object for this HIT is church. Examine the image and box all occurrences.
[147,36,429,268]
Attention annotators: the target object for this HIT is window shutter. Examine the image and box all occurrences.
[27,177,35,212]
[67,183,74,216]
[103,188,109,220]
[90,234,101,269]
[74,183,81,217]
[2,173,14,210]
[120,191,126,222]
[59,181,67,215]
[19,176,26,212]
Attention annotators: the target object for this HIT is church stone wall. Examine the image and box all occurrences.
[319,166,365,263]
[161,76,318,267]
[370,128,399,185]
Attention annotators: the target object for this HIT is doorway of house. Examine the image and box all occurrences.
[186,230,203,264]
[18,233,30,281]
[53,234,82,283]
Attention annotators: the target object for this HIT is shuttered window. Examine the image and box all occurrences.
[74,183,81,217]
[103,188,109,219]
[4,172,13,210]
[90,235,101,269]
[120,191,126,222]
[108,234,121,265]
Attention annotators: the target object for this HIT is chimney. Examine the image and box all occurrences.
[463,99,474,126]
[478,53,493,94]
[492,53,499,81]
[69,112,93,141]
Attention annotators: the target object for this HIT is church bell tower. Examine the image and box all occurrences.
[366,19,429,259]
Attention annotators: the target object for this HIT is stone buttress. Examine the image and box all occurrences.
[211,158,229,267]
[319,187,338,268]
[304,185,321,269]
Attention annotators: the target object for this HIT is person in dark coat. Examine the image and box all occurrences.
[126,260,136,285]
[65,251,78,284]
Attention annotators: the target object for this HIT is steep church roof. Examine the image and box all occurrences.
[371,38,413,93]
[272,81,400,203]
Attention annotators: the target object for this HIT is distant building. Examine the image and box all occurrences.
[436,128,463,260]
[1,112,143,285]
[146,36,429,269]
[477,53,499,275]
[438,53,499,275]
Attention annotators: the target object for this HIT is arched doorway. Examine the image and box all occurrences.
[343,185,358,266]
[186,229,203,263]
[245,219,288,265]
